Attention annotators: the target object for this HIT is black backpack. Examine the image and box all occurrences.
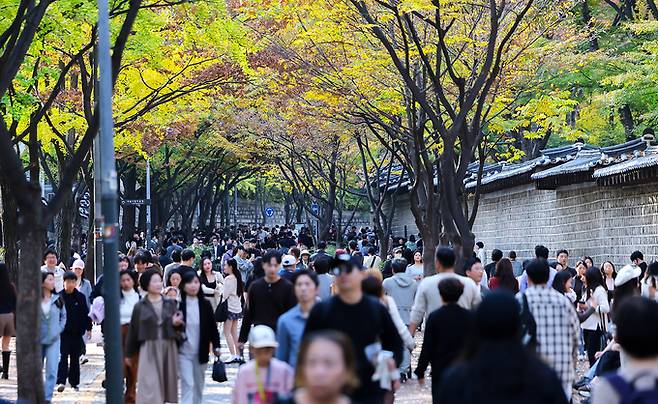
[607,373,658,404]
[520,293,538,350]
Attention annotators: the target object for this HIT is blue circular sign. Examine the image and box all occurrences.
[265,207,275,217]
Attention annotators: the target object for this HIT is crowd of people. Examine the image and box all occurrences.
[1,224,658,404]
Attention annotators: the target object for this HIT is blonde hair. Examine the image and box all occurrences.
[365,268,383,282]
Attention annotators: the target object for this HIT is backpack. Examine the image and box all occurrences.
[520,293,538,350]
[607,373,658,404]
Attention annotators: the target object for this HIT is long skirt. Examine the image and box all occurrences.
[136,339,178,404]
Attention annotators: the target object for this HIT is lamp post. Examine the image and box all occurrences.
[98,0,123,399]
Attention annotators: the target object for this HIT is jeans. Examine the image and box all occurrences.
[57,334,83,387]
[179,355,206,404]
[399,349,410,375]
[42,340,61,401]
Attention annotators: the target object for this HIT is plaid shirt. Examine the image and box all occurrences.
[519,285,580,389]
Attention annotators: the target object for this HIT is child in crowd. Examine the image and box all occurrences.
[232,325,294,403]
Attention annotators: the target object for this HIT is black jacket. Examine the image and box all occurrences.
[61,289,92,336]
[415,304,474,384]
[179,295,221,364]
[239,277,296,343]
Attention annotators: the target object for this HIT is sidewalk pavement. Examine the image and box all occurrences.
[0,326,431,403]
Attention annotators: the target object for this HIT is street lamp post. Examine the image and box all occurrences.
[146,158,151,249]
[98,0,123,400]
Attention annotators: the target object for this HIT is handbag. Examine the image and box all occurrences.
[212,358,228,382]
[214,295,229,322]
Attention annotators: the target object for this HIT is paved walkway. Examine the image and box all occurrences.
[0,326,432,403]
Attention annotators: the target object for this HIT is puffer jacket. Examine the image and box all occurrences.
[41,294,67,345]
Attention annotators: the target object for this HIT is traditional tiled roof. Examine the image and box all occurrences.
[378,136,655,194]
[531,148,602,180]
[593,146,658,178]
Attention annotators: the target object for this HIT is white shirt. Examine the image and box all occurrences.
[581,286,610,331]
[120,289,140,325]
[180,296,200,358]
[410,272,481,325]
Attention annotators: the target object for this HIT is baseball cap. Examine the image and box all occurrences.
[249,325,278,349]
[331,253,364,275]
[282,255,296,266]
[72,259,85,270]
[300,250,310,257]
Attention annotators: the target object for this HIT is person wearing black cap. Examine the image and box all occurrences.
[304,253,403,404]
[438,292,568,404]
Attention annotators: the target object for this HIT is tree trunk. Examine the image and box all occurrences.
[619,104,635,141]
[55,192,74,266]
[647,0,658,19]
[16,195,46,403]
[581,0,599,51]
[0,173,20,284]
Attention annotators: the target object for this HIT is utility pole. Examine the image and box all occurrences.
[98,0,123,399]
[146,158,151,250]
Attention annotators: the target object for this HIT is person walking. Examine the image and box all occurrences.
[364,274,415,387]
[238,251,296,349]
[232,325,294,403]
[279,331,359,404]
[125,268,184,404]
[276,270,318,369]
[312,255,334,300]
[199,257,223,312]
[488,258,519,293]
[592,297,658,404]
[519,259,580,401]
[119,270,140,404]
[438,292,568,404]
[0,263,16,380]
[56,272,92,392]
[178,271,221,404]
[415,278,475,402]
[41,249,65,293]
[408,246,481,336]
[41,272,66,403]
[363,247,382,270]
[71,259,92,306]
[581,266,610,367]
[382,257,417,326]
[405,250,424,281]
[304,254,403,404]
[223,258,244,364]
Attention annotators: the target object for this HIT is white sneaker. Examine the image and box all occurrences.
[56,384,65,392]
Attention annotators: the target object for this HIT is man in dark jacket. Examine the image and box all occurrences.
[415,277,474,402]
[305,254,403,404]
[56,271,92,392]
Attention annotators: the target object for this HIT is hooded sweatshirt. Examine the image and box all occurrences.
[382,272,417,325]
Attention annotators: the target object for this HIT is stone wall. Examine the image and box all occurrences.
[386,182,658,266]
[383,193,421,238]
[471,182,658,265]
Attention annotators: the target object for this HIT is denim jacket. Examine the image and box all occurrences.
[40,294,67,346]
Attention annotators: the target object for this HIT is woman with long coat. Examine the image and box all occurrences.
[125,268,184,404]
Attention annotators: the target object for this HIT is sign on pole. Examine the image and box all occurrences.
[311,202,320,214]
[265,207,275,218]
